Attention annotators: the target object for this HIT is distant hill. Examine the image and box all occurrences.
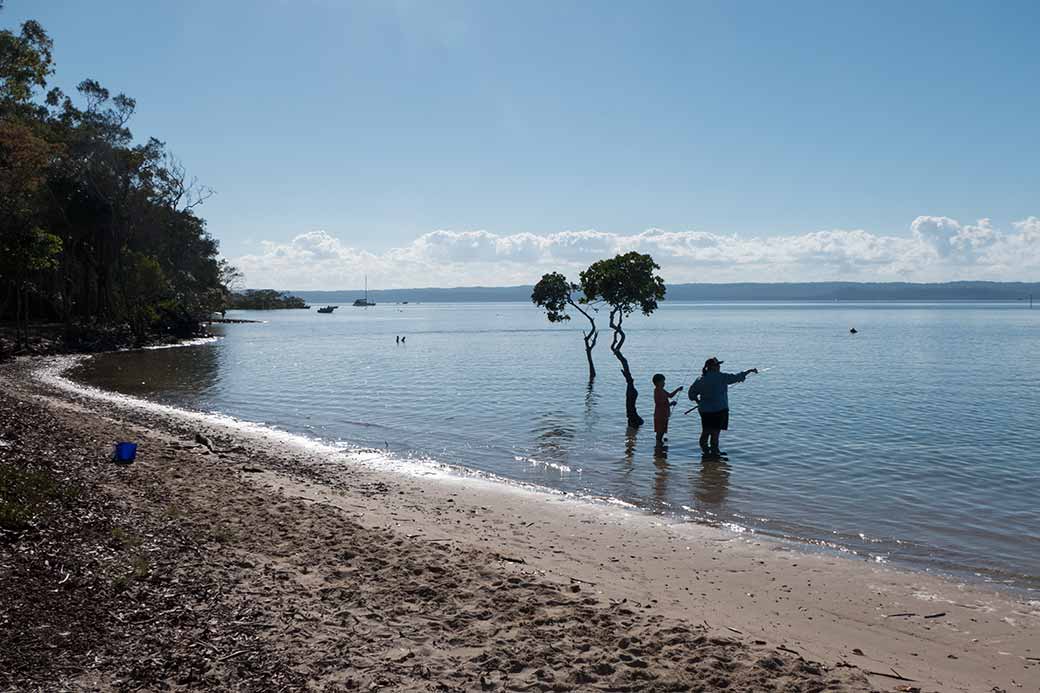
[285,281,1040,304]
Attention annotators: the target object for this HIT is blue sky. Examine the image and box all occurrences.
[6,1,1039,287]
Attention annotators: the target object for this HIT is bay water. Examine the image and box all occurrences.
[70,302,1040,591]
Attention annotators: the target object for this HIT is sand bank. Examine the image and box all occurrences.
[3,357,1038,691]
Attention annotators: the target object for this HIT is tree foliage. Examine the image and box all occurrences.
[0,15,52,103]
[229,290,308,310]
[0,9,236,350]
[531,272,573,323]
[579,252,665,319]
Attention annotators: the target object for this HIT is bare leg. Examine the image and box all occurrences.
[699,429,710,453]
[709,430,721,454]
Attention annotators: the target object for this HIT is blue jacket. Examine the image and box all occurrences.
[691,371,746,413]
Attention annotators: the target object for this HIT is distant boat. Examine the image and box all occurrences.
[353,276,376,307]
[317,305,338,314]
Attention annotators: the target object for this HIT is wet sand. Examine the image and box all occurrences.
[3,357,1038,691]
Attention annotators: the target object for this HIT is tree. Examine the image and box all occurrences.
[228,289,308,310]
[0,14,53,104]
[0,8,231,352]
[531,271,599,380]
[0,109,60,347]
[579,252,666,427]
[0,226,60,347]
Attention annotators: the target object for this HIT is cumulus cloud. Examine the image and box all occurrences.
[232,216,1040,289]
[911,216,1000,258]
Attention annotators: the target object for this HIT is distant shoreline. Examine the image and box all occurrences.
[274,281,1040,305]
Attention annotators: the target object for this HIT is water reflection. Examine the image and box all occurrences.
[528,412,574,469]
[583,380,599,426]
[623,426,638,464]
[652,450,670,508]
[611,426,640,497]
[73,343,222,402]
[694,458,731,507]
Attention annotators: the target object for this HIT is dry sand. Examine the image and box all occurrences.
[3,357,1038,691]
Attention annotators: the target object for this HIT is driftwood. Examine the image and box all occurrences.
[864,668,915,682]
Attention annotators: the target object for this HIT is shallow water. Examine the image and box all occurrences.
[71,302,1040,591]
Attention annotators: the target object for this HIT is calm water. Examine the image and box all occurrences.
[71,303,1040,591]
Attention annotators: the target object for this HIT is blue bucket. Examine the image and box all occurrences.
[113,442,137,464]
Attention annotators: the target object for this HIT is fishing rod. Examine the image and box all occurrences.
[677,359,707,415]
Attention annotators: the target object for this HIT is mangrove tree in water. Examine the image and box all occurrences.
[579,252,665,427]
[531,272,599,381]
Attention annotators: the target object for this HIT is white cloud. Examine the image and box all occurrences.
[911,216,1000,259]
[232,216,1040,289]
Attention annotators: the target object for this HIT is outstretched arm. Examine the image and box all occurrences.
[668,386,684,398]
[723,369,757,384]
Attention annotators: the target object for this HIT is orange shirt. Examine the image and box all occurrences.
[654,387,670,417]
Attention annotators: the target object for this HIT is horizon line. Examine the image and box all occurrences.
[253,279,1040,293]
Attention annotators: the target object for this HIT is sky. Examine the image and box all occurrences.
[6,0,1039,288]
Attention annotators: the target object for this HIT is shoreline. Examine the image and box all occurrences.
[4,356,1039,691]
[61,347,1039,597]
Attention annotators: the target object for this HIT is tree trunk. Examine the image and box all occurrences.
[60,246,73,343]
[15,284,28,351]
[583,334,596,381]
[609,308,643,427]
[0,282,10,323]
[14,286,22,349]
[570,299,598,381]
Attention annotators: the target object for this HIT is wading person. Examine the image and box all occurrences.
[652,373,684,448]
[689,357,757,458]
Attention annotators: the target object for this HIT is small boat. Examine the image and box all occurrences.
[353,276,376,307]
[317,305,338,314]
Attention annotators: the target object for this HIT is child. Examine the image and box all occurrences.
[652,373,684,447]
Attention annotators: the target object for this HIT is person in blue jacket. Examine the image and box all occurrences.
[689,357,757,457]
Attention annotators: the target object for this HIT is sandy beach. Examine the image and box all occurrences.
[1,357,1038,692]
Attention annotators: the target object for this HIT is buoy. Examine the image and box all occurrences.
[849,328,858,334]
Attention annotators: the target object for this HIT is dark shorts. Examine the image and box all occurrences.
[699,408,729,431]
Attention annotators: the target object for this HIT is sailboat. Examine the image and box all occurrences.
[353,276,376,307]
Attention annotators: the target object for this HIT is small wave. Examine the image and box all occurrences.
[513,455,576,475]
[36,356,344,456]
[601,497,639,509]
[141,336,222,350]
